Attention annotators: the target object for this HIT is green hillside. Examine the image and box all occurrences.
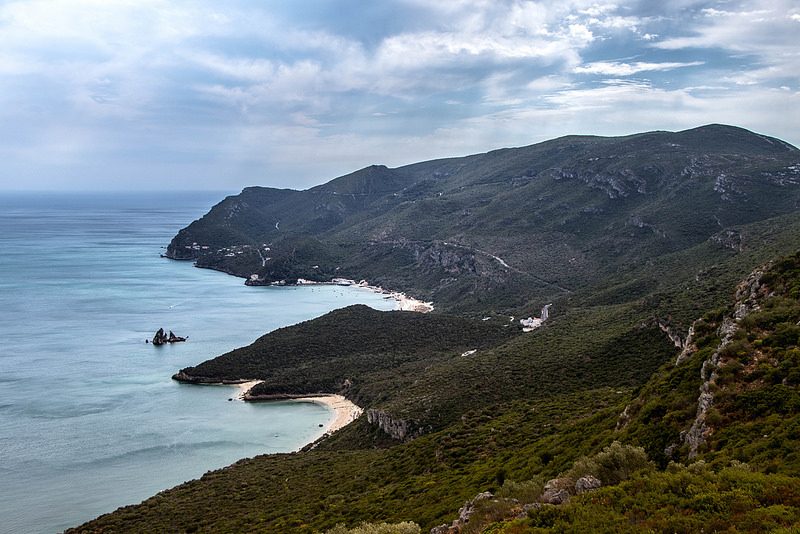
[71,126,800,532]
[166,124,800,314]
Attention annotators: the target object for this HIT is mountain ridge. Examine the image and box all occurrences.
[165,124,800,315]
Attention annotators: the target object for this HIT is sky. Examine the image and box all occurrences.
[1,0,799,191]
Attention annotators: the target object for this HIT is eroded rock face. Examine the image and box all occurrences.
[366,409,416,441]
[516,503,542,519]
[416,243,476,275]
[675,324,697,366]
[682,265,767,457]
[575,475,602,494]
[711,229,744,251]
[458,492,493,525]
[428,491,495,534]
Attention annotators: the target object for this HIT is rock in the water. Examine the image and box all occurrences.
[168,330,187,342]
[152,328,167,346]
[152,328,187,345]
[575,475,602,494]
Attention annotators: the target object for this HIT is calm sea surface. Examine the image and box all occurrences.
[0,192,395,534]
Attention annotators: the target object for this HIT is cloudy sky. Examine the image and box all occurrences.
[1,0,799,191]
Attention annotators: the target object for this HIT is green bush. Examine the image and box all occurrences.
[497,478,546,504]
[567,441,653,485]
[325,521,421,534]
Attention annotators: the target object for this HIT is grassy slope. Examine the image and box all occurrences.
[174,306,517,423]
[70,389,626,533]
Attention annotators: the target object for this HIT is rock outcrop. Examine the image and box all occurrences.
[540,478,571,505]
[151,328,186,345]
[430,492,494,534]
[680,264,768,457]
[574,475,602,494]
[366,409,418,441]
[429,474,600,533]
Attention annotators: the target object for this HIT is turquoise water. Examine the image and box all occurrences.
[0,192,395,534]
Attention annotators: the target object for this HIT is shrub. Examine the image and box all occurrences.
[526,503,574,528]
[496,477,546,504]
[567,441,653,485]
[325,521,421,534]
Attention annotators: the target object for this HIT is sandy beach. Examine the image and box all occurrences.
[355,281,434,313]
[385,290,435,313]
[305,278,435,313]
[235,380,263,400]
[223,281,428,447]
[235,382,362,439]
[290,394,363,434]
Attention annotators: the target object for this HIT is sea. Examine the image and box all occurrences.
[0,192,396,534]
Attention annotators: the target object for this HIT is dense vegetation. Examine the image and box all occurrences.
[71,389,627,532]
[175,305,516,427]
[454,251,800,533]
[72,127,800,532]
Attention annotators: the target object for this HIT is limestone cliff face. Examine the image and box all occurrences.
[409,241,477,276]
[679,264,769,457]
[366,409,418,441]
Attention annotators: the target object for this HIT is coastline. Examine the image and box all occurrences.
[290,394,363,436]
[177,279,434,451]
[296,278,435,313]
[169,253,436,313]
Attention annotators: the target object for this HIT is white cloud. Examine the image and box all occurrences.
[573,60,704,75]
[579,4,619,17]
[650,0,800,92]
[0,0,797,191]
[526,75,574,92]
[655,2,798,53]
[186,53,275,83]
